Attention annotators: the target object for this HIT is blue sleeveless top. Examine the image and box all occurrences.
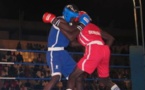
[47,25,69,48]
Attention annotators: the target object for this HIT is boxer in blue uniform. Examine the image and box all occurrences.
[42,4,83,90]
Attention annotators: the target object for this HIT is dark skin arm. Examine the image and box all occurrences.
[101,29,115,47]
[52,17,80,41]
[53,18,114,47]
[53,17,115,47]
[52,17,84,47]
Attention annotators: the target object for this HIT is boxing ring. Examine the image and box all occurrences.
[0,0,144,90]
[0,48,132,90]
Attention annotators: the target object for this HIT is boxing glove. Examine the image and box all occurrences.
[79,11,92,21]
[74,11,86,22]
[42,12,56,23]
[79,13,91,26]
[79,11,87,15]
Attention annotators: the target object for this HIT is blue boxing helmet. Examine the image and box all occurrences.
[63,4,79,22]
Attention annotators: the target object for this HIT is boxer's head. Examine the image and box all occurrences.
[62,4,79,23]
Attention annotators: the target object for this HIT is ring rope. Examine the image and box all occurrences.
[0,77,16,80]
[0,62,129,68]
[0,77,130,81]
[0,48,131,90]
[0,48,129,56]
[0,62,47,65]
[0,48,46,53]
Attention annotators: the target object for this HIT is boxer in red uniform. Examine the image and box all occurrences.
[43,5,120,89]
[65,11,120,90]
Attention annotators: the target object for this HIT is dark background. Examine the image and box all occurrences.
[0,0,144,44]
[0,0,140,29]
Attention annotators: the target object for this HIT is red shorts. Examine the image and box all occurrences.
[77,44,110,77]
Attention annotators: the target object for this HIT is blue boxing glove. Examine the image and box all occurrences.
[79,14,91,26]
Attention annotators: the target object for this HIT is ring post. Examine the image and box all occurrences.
[129,46,145,90]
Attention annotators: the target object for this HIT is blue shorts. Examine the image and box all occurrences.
[46,50,76,78]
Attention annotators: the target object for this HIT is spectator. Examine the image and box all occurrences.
[11,52,17,62]
[2,80,10,90]
[10,80,20,90]
[8,65,17,77]
[25,80,31,89]
[0,52,2,61]
[20,84,27,90]
[26,43,33,50]
[36,54,44,63]
[16,52,23,62]
[16,41,22,49]
[6,51,12,62]
[1,55,7,62]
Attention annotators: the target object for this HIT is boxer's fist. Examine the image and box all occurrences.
[74,11,87,22]
[42,12,56,23]
[79,14,91,26]
[79,11,87,15]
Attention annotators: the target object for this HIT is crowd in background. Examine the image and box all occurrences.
[0,42,132,90]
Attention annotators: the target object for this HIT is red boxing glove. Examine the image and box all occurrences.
[42,12,56,23]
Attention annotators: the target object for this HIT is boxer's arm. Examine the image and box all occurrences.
[53,18,80,33]
[101,30,115,47]
[52,14,90,41]
[70,39,83,47]
[53,12,91,33]
[53,18,81,41]
[42,12,80,41]
[59,24,80,41]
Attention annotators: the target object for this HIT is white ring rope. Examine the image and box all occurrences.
[0,48,17,52]
[0,77,16,79]
[0,62,47,66]
[0,62,14,64]
[0,77,52,80]
[0,48,46,53]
